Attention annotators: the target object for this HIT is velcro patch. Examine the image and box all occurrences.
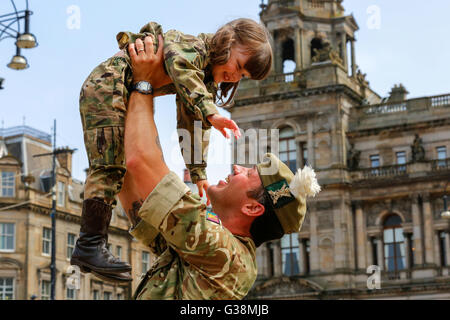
[206,210,221,225]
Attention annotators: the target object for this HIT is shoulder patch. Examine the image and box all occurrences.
[206,210,221,225]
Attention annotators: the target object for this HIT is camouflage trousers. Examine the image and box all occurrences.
[79,56,132,206]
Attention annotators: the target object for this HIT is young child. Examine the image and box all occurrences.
[70,18,273,282]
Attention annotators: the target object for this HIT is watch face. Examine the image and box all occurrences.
[138,82,150,91]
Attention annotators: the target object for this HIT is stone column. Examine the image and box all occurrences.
[275,39,283,74]
[367,237,374,267]
[376,236,384,270]
[259,244,269,277]
[403,232,411,269]
[340,32,348,71]
[309,209,320,272]
[355,202,367,270]
[273,240,283,276]
[421,193,435,265]
[269,31,276,74]
[351,39,356,77]
[298,238,307,275]
[307,119,315,167]
[411,194,424,265]
[445,232,450,267]
[294,27,303,71]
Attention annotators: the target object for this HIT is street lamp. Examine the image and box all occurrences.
[0,0,38,70]
[441,181,450,220]
[7,46,29,70]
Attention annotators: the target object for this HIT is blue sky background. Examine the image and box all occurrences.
[1,0,449,184]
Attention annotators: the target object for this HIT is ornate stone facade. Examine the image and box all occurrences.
[233,0,450,299]
[0,126,153,300]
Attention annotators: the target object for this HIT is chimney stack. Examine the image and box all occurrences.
[56,146,75,175]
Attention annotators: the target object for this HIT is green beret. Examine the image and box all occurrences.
[256,153,321,234]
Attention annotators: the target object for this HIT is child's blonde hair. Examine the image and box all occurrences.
[210,18,273,107]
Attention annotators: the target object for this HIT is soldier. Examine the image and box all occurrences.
[121,39,321,299]
[71,19,273,282]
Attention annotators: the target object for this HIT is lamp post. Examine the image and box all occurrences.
[0,0,38,73]
[441,181,450,220]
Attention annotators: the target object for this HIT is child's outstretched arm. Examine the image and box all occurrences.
[207,114,242,139]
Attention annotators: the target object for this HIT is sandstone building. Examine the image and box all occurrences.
[230,0,450,299]
[0,126,155,300]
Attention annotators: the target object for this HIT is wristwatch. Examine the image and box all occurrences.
[132,81,153,95]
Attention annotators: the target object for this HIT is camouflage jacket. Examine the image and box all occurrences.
[116,22,219,183]
[130,172,258,300]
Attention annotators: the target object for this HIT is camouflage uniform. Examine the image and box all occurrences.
[130,171,257,300]
[79,22,219,205]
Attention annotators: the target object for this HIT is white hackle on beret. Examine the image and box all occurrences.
[289,166,321,200]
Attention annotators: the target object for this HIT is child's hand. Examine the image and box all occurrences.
[207,114,242,139]
[196,180,211,206]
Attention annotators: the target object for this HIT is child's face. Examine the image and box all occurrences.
[212,45,252,84]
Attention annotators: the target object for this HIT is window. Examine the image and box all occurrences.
[303,239,311,274]
[370,155,380,167]
[93,290,100,300]
[396,151,406,172]
[67,233,76,260]
[117,293,123,300]
[41,280,51,300]
[66,287,76,300]
[437,146,447,167]
[42,227,52,256]
[383,215,406,275]
[439,231,447,267]
[57,181,66,207]
[0,223,15,251]
[0,278,14,300]
[281,233,300,276]
[371,237,378,266]
[279,127,297,172]
[116,245,123,261]
[1,171,15,197]
[267,242,275,276]
[370,154,380,175]
[300,142,308,167]
[142,251,150,275]
[104,291,112,300]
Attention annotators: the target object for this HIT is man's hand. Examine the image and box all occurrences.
[128,35,173,90]
[207,114,242,139]
[196,180,211,206]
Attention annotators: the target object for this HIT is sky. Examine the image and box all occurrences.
[1,0,449,184]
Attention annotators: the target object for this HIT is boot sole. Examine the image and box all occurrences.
[91,270,133,283]
[70,257,132,274]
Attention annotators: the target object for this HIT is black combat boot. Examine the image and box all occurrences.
[70,198,132,275]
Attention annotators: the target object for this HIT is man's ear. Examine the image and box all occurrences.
[242,201,265,217]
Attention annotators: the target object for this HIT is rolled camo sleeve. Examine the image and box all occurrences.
[137,171,239,277]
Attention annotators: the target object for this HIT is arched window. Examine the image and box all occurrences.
[383,215,406,274]
[281,233,299,276]
[310,38,323,60]
[279,127,297,172]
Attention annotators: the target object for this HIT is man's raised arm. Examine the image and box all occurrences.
[125,35,172,200]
